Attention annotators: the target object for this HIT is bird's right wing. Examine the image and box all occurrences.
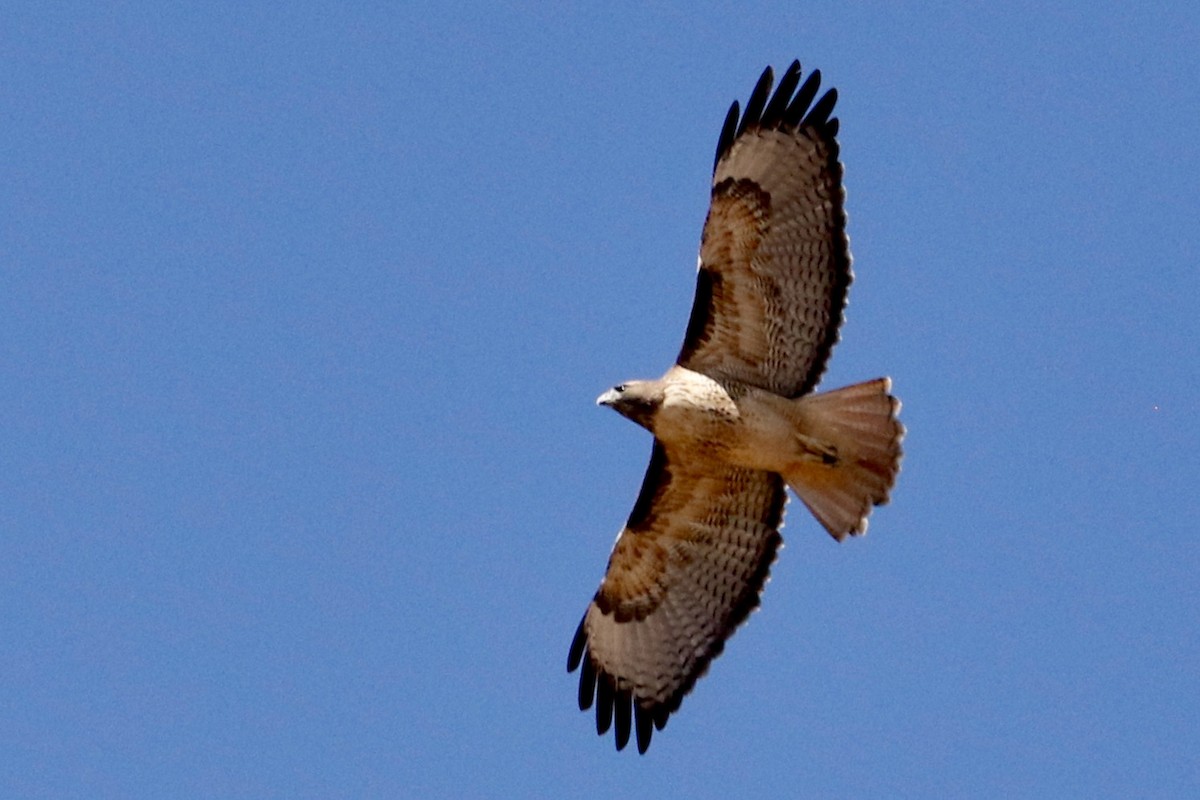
[678,61,851,398]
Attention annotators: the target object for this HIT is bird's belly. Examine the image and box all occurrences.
[653,392,794,472]
[653,405,741,454]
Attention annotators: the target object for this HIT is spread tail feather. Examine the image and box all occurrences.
[782,378,904,541]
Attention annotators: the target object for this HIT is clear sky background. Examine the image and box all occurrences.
[4,3,1198,798]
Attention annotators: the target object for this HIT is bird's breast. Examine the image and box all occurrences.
[651,375,743,452]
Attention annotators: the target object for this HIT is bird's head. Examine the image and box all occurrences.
[596,380,662,431]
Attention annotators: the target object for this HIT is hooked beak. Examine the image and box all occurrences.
[596,388,620,407]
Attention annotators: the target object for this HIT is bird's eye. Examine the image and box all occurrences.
[615,384,627,393]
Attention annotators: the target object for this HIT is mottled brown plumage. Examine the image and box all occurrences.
[568,61,904,754]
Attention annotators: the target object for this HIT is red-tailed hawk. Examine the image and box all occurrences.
[567,61,904,753]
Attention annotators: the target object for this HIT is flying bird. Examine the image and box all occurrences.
[567,61,904,754]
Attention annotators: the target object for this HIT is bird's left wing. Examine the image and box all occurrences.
[567,441,785,753]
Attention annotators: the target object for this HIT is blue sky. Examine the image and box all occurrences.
[4,3,1199,797]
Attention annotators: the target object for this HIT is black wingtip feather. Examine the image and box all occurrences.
[713,101,740,174]
[783,69,822,127]
[567,614,587,673]
[595,676,614,735]
[577,655,596,711]
[735,65,774,138]
[614,690,633,751]
[760,59,801,129]
[804,87,838,129]
[635,705,654,754]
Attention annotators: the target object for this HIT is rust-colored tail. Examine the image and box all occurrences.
[782,378,904,541]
